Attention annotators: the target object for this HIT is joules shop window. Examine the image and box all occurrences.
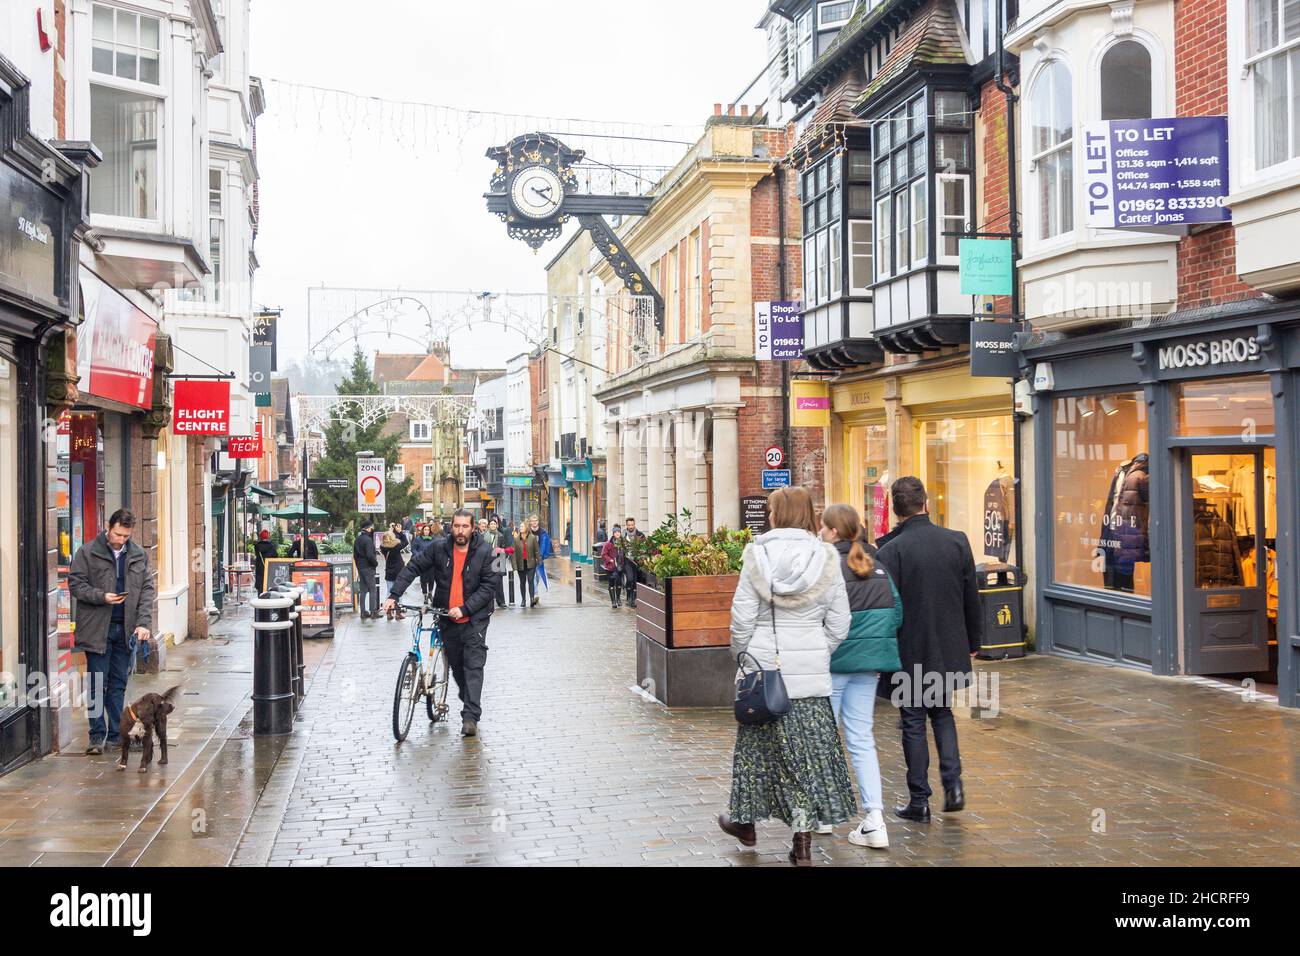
[1052,392,1151,596]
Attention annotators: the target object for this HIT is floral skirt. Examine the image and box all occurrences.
[728,696,857,831]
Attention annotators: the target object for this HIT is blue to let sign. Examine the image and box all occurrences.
[1082,116,1230,229]
[762,469,791,490]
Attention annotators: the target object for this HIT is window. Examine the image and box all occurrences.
[1100,40,1153,120]
[917,415,1016,563]
[795,9,814,78]
[91,4,161,84]
[423,464,435,492]
[211,0,226,82]
[849,220,873,294]
[936,173,970,261]
[207,169,223,302]
[872,91,930,278]
[800,153,844,306]
[1175,375,1275,437]
[875,196,893,280]
[89,86,160,220]
[819,1,855,30]
[1031,60,1074,240]
[894,189,909,272]
[689,229,702,339]
[410,421,431,442]
[0,360,17,709]
[1052,392,1150,596]
[1248,0,1300,169]
[910,179,928,266]
[390,464,405,482]
[464,466,481,491]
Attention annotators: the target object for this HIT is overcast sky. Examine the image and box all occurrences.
[249,0,768,370]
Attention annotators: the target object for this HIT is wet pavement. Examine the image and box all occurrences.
[4,577,1300,866]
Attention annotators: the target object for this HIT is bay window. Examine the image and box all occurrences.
[208,168,223,302]
[89,3,163,221]
[873,92,926,279]
[1100,40,1153,120]
[795,10,814,79]
[1031,60,1074,240]
[1248,0,1300,169]
[801,152,843,307]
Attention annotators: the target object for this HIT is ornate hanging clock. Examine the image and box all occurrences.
[485,133,665,331]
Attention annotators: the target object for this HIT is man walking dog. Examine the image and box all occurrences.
[384,509,498,737]
[68,509,156,754]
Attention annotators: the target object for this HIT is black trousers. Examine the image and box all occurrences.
[493,573,505,607]
[357,566,379,617]
[443,623,488,723]
[624,566,638,605]
[899,705,962,801]
[518,566,537,604]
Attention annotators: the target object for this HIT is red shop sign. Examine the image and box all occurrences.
[228,423,262,458]
[173,380,231,435]
[77,267,157,409]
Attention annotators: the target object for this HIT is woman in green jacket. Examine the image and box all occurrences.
[820,503,902,850]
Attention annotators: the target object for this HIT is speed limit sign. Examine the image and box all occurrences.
[764,445,785,469]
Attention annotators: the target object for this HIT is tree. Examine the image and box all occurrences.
[310,346,422,529]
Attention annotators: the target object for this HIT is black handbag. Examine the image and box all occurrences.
[734,554,792,725]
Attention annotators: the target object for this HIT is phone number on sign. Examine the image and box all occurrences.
[1118,196,1228,213]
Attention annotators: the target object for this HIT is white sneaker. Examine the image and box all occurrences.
[847,811,889,849]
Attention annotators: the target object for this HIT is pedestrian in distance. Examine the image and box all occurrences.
[484,517,507,609]
[353,518,381,620]
[595,519,607,544]
[600,527,627,608]
[253,528,278,591]
[385,509,499,737]
[411,523,437,604]
[622,516,645,608]
[718,486,855,866]
[289,532,318,560]
[874,476,983,822]
[820,503,902,849]
[380,527,409,620]
[513,517,542,608]
[68,509,156,755]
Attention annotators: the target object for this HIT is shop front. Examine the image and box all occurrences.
[1025,307,1300,708]
[0,58,90,771]
[829,362,1016,566]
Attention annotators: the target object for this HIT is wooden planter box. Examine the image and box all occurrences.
[636,573,739,649]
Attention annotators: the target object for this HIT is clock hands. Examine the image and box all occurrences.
[531,184,554,202]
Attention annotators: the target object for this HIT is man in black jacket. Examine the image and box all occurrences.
[875,477,983,822]
[289,533,319,560]
[353,518,380,620]
[384,509,498,736]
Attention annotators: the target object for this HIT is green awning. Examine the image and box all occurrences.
[268,505,330,520]
[248,484,277,498]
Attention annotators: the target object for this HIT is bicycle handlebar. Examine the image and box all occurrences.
[400,604,450,616]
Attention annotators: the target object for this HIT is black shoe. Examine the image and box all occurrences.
[894,801,931,822]
[943,782,965,813]
[531,597,539,607]
[461,719,478,737]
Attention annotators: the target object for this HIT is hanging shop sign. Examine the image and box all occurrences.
[77,267,158,409]
[1082,116,1230,229]
[252,310,278,369]
[249,344,273,393]
[357,457,386,513]
[755,301,804,361]
[172,380,231,435]
[227,423,262,458]
[790,379,831,427]
[970,322,1022,378]
[958,239,1014,296]
[741,495,770,535]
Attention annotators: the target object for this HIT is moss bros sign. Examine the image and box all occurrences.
[1157,335,1261,371]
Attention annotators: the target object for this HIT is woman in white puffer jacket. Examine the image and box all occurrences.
[717,486,855,866]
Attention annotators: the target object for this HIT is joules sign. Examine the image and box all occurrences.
[1158,335,1261,371]
[172,380,231,435]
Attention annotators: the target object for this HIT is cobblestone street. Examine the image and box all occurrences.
[222,582,1300,867]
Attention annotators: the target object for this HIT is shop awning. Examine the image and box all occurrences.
[248,484,276,498]
[268,505,331,520]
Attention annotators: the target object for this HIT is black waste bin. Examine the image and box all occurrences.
[975,563,1026,660]
[250,592,295,735]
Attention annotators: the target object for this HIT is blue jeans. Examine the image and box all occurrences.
[830,671,883,813]
[86,622,133,744]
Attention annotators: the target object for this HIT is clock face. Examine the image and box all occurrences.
[510,165,564,220]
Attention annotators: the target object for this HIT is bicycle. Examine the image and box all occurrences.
[391,602,451,742]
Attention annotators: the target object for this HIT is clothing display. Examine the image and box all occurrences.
[1225,460,1276,537]
[1100,453,1150,589]
[1193,503,1243,589]
[1242,546,1279,620]
[981,475,1014,563]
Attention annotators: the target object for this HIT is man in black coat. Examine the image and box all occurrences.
[875,476,983,822]
[353,518,380,620]
[289,533,318,560]
[384,509,498,737]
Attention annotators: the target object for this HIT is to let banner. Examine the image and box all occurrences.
[1083,116,1230,229]
[172,380,231,435]
[357,457,386,513]
[755,301,804,361]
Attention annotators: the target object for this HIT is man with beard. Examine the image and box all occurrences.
[384,509,498,737]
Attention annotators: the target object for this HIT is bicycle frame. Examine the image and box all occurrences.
[404,605,446,690]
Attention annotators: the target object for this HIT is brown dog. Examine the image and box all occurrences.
[116,685,179,773]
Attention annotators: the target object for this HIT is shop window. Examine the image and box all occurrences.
[1175,375,1275,437]
[1031,60,1074,240]
[1100,40,1153,120]
[0,360,17,708]
[846,423,889,543]
[918,415,1016,563]
[1248,0,1300,169]
[1052,392,1150,596]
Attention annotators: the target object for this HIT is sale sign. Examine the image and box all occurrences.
[172,380,231,435]
[357,457,386,513]
[227,423,262,458]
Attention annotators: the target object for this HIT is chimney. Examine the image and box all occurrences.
[727,104,735,116]
[713,103,722,116]
[740,105,750,117]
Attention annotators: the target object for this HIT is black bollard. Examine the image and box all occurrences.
[575,566,582,604]
[250,592,295,736]
[278,585,305,705]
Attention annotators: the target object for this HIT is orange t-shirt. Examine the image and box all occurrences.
[449,545,469,623]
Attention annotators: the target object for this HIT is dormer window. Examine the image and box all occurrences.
[818,1,856,31]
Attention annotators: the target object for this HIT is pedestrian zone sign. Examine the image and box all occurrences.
[357,458,386,513]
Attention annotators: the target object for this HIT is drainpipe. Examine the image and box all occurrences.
[776,162,791,477]
[994,1,1027,578]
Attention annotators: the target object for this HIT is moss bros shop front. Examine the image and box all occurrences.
[1025,305,1300,707]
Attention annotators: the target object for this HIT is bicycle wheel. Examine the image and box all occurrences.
[392,652,420,742]
[425,642,450,722]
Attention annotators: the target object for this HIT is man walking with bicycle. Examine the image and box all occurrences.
[384,509,498,737]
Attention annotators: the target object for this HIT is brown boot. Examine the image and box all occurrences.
[385,607,393,621]
[717,813,757,847]
[789,831,813,866]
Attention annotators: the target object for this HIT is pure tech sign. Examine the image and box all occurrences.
[1158,335,1261,370]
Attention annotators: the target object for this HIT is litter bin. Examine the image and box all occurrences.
[975,563,1026,660]
[250,592,295,736]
